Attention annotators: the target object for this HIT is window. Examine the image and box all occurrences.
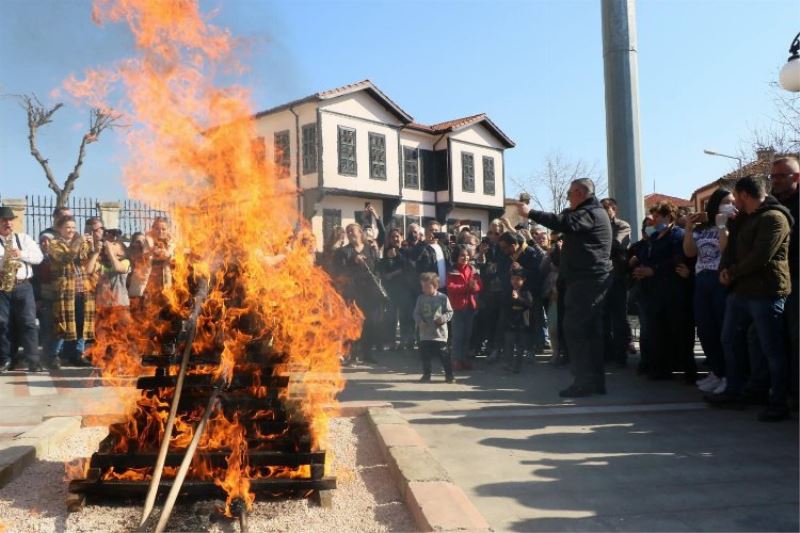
[482,155,495,195]
[322,209,342,244]
[403,146,419,189]
[337,126,357,176]
[301,123,317,174]
[368,132,386,180]
[461,152,475,192]
[274,130,290,179]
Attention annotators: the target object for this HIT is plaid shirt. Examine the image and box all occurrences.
[49,238,96,341]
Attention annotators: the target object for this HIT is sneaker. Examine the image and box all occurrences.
[696,372,717,387]
[445,376,455,384]
[697,374,721,392]
[712,377,727,395]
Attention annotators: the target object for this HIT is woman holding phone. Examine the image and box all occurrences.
[683,188,736,394]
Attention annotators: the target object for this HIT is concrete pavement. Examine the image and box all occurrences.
[340,350,799,532]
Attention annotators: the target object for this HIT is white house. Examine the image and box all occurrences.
[251,80,515,248]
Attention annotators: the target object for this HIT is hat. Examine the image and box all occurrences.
[39,230,56,242]
[0,206,17,220]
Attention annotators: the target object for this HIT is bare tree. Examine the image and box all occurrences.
[516,151,606,213]
[17,94,120,207]
[735,84,800,165]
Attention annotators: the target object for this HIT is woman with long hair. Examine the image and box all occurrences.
[683,188,734,394]
[49,216,98,367]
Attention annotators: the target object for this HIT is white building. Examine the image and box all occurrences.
[252,80,515,248]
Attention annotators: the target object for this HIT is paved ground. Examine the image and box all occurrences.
[0,367,128,440]
[340,350,799,532]
[1,349,797,532]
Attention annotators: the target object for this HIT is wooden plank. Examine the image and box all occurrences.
[68,476,337,499]
[90,449,325,470]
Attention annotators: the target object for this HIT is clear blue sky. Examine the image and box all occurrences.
[1,0,797,205]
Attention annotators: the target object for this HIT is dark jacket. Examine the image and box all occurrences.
[609,217,632,275]
[401,241,434,291]
[777,189,798,285]
[723,196,793,298]
[504,288,534,330]
[637,226,689,309]
[527,196,612,282]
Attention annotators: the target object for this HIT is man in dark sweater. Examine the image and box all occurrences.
[769,157,799,407]
[517,178,612,397]
[715,176,793,421]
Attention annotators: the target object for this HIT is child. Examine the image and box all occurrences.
[413,272,455,383]
[503,269,534,373]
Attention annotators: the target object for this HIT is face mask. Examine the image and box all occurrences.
[653,223,668,232]
[719,204,737,217]
[644,226,657,237]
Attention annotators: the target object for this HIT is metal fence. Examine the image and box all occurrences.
[24,195,99,240]
[21,195,169,240]
[119,199,171,238]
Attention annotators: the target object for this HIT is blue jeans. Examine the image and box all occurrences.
[451,309,475,363]
[721,293,788,406]
[693,270,728,376]
[60,293,86,361]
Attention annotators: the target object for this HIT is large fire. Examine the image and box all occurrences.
[64,0,362,512]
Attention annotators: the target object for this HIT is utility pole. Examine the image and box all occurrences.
[602,0,644,233]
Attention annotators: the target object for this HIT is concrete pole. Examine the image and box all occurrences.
[602,0,644,234]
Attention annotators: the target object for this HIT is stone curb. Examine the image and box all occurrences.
[366,407,491,532]
[0,416,82,489]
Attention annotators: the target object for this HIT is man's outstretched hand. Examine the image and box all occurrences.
[515,201,530,218]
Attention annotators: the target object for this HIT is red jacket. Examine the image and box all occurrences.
[446,263,482,311]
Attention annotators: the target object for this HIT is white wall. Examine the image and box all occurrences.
[448,207,490,235]
[449,126,505,208]
[310,194,386,251]
[318,97,401,195]
[294,102,319,191]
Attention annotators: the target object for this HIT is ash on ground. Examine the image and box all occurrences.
[0,417,415,532]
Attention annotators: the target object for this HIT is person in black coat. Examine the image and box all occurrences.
[333,223,383,363]
[517,178,612,397]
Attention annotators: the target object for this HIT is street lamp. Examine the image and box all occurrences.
[703,149,743,177]
[779,32,800,92]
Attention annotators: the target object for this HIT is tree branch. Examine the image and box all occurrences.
[18,94,63,196]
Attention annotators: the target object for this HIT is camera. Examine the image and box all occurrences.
[103,228,122,240]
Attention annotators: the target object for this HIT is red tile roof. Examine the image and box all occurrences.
[255,81,515,147]
[644,193,693,208]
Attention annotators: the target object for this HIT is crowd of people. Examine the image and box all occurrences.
[321,156,798,422]
[0,156,797,422]
[0,206,174,372]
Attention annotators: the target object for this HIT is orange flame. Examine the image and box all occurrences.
[68,0,361,510]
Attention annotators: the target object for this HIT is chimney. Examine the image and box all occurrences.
[756,146,776,162]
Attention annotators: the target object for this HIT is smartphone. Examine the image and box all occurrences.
[434,231,448,241]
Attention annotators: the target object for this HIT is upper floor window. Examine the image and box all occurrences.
[274,130,290,179]
[369,132,386,180]
[461,152,475,192]
[337,126,357,176]
[482,155,495,195]
[301,123,317,174]
[403,146,419,189]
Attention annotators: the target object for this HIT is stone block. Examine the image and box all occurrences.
[387,446,451,498]
[406,481,490,532]
[15,416,81,456]
[0,444,36,488]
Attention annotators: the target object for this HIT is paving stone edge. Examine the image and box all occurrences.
[366,406,491,532]
[0,416,82,489]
